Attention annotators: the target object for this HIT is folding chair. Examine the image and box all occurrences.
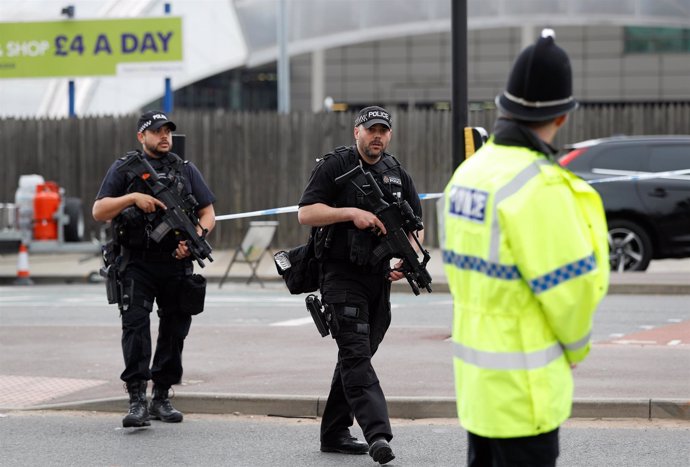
[219,220,278,288]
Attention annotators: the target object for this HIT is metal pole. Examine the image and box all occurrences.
[277,0,290,113]
[451,0,468,169]
[64,6,76,118]
[68,80,76,118]
[163,2,173,113]
[311,49,325,113]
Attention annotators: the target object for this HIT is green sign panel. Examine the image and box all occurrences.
[0,17,183,78]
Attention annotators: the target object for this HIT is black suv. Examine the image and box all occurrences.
[559,135,690,272]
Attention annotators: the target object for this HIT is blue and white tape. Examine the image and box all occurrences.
[215,169,689,221]
[215,193,445,221]
[586,168,690,184]
[215,205,300,221]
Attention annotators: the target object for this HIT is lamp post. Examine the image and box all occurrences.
[61,5,76,118]
[451,0,468,168]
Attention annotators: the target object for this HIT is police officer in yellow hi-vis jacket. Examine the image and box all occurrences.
[442,30,609,467]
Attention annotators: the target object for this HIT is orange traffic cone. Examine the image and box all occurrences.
[14,242,33,286]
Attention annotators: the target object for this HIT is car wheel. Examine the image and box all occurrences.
[63,197,85,242]
[607,220,652,272]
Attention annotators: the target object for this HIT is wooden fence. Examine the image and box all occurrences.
[2,104,690,249]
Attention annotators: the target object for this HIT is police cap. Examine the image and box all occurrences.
[137,110,177,133]
[354,106,392,129]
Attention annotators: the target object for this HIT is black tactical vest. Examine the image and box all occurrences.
[114,151,190,251]
[318,146,404,266]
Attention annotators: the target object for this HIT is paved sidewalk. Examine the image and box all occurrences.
[0,249,689,421]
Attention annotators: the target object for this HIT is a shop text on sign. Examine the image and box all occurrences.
[0,17,182,78]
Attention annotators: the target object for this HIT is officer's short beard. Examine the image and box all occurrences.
[144,141,169,158]
[363,143,385,159]
[363,148,379,158]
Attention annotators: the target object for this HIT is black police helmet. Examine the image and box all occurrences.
[496,29,578,122]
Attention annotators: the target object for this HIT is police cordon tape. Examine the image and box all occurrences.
[214,193,444,221]
[214,169,690,221]
[585,168,690,184]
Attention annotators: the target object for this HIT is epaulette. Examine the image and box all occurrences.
[379,153,401,170]
[120,150,142,161]
[167,151,189,165]
[316,145,352,163]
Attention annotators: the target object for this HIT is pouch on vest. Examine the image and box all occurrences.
[179,274,206,315]
[349,230,373,266]
[158,274,207,316]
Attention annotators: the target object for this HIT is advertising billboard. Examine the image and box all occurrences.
[0,17,183,78]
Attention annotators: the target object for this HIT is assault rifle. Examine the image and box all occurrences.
[117,152,214,268]
[335,166,432,295]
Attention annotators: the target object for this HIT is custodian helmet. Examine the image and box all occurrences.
[496,29,578,122]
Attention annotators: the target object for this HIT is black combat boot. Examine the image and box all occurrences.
[122,380,150,428]
[149,385,183,423]
[369,438,395,465]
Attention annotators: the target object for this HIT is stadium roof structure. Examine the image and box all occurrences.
[2,0,690,117]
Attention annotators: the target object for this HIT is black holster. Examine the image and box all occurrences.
[101,264,120,305]
[100,240,124,306]
[305,294,329,337]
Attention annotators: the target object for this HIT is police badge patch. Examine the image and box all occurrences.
[383,175,402,186]
[448,185,488,223]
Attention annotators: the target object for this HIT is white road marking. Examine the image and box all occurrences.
[270,317,313,327]
[612,339,657,345]
[0,296,35,302]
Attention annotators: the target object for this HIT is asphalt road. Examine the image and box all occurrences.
[2,284,688,343]
[1,284,689,408]
[1,412,688,467]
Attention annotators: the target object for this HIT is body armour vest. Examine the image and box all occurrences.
[115,151,190,252]
[319,146,404,266]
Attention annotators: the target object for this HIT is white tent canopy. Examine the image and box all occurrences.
[1,0,689,117]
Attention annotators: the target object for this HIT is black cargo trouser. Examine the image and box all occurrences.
[319,261,393,445]
[468,428,560,467]
[119,256,193,389]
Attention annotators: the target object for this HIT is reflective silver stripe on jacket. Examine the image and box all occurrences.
[453,341,563,370]
[489,159,549,262]
[562,331,591,352]
[453,331,591,370]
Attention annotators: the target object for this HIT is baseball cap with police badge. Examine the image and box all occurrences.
[496,29,578,122]
[137,110,177,133]
[354,106,392,129]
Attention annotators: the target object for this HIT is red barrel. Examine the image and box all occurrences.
[33,182,61,240]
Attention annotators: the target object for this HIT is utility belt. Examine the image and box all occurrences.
[319,225,387,271]
[101,245,204,316]
[122,247,179,262]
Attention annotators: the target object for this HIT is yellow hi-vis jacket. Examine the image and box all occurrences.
[442,139,609,439]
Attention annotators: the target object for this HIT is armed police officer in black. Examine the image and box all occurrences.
[93,111,216,428]
[298,106,423,465]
